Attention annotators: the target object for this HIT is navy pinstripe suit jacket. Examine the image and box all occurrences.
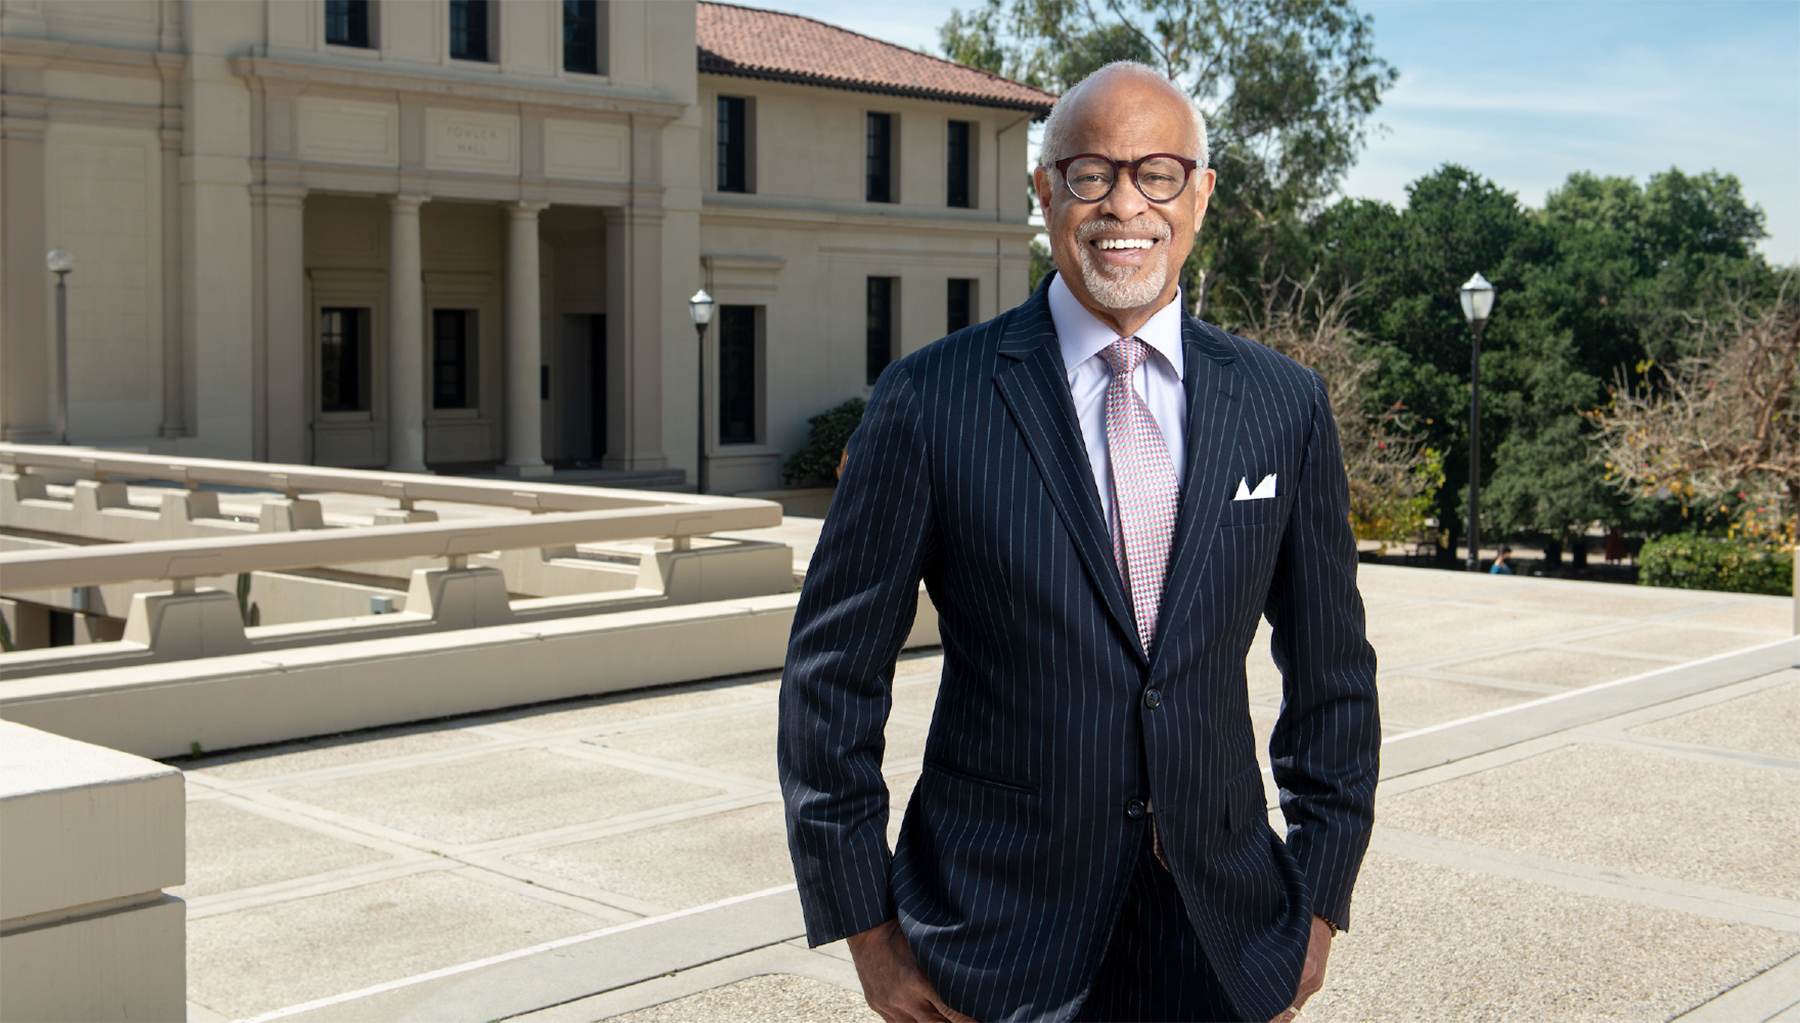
[778,276,1380,1022]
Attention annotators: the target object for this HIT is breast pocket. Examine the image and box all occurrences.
[1222,495,1284,527]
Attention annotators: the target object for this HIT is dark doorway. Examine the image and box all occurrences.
[561,314,606,464]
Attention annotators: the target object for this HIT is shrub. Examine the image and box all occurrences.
[1638,535,1793,596]
[782,398,866,486]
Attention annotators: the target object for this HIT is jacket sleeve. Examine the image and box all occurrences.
[1263,371,1380,931]
[778,361,936,946]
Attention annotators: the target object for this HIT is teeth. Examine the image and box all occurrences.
[1096,238,1154,250]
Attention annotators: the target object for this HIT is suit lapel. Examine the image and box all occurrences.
[993,287,1144,664]
[1151,317,1243,665]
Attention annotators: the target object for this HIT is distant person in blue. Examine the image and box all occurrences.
[1491,546,1513,574]
[779,61,1379,1023]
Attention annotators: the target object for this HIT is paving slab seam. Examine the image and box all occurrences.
[451,791,786,858]
[1369,827,1800,933]
[208,778,778,880]
[183,856,452,921]
[445,863,643,923]
[501,942,865,1022]
[1379,636,1800,779]
[183,786,445,861]
[1375,734,1578,797]
[1399,669,1573,694]
[1573,668,1800,732]
[1673,949,1800,1022]
[453,852,680,918]
[235,884,802,1023]
[1565,730,1800,776]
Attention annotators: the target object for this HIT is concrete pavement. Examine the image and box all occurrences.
[173,560,1800,1022]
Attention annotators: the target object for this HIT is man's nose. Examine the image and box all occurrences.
[1096,172,1150,222]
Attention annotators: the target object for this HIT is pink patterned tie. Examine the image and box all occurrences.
[1103,338,1180,652]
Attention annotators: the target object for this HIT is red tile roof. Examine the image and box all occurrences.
[697,3,1057,117]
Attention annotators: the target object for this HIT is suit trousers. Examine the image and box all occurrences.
[1074,823,1246,1023]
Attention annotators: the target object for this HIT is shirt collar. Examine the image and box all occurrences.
[1048,273,1186,381]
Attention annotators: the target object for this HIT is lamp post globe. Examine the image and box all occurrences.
[46,249,75,445]
[688,290,715,494]
[1459,272,1495,572]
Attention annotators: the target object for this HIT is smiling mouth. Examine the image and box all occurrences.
[1094,238,1156,250]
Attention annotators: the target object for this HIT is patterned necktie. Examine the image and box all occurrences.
[1102,338,1180,652]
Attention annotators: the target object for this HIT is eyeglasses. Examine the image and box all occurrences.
[1053,153,1199,204]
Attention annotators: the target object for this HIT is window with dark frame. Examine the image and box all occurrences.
[325,0,371,47]
[320,307,371,413]
[866,112,893,203]
[563,0,600,74]
[449,0,490,62]
[718,305,759,445]
[432,309,478,409]
[867,277,895,385]
[947,120,972,208]
[947,279,975,334]
[717,96,749,193]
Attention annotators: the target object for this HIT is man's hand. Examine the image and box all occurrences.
[845,918,975,1023]
[1269,915,1335,1023]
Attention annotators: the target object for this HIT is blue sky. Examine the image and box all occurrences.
[746,0,1800,264]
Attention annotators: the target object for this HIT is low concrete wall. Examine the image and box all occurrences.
[0,588,939,760]
[0,722,185,1022]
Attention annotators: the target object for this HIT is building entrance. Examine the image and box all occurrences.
[560,313,606,465]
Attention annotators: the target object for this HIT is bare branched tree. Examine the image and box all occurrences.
[1227,271,1443,550]
[1585,279,1800,543]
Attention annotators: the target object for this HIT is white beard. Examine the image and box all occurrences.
[1079,248,1168,309]
[1073,216,1174,309]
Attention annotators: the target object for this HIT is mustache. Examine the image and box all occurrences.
[1074,217,1173,244]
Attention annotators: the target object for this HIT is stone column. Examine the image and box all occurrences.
[254,184,307,465]
[386,194,429,473]
[0,89,53,442]
[601,205,666,471]
[502,202,551,476]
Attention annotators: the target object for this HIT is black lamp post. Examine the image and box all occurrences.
[1460,272,1495,572]
[688,289,715,494]
[46,248,75,445]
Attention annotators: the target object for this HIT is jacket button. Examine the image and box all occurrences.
[1143,688,1162,709]
[1125,798,1147,819]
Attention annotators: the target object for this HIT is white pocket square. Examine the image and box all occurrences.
[1233,474,1277,501]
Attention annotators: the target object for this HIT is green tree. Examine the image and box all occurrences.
[1305,164,1780,552]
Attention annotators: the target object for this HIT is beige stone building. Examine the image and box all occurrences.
[0,0,1051,491]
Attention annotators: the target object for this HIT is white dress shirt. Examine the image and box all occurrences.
[1048,274,1188,527]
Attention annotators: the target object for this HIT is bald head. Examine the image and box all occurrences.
[1039,62,1208,172]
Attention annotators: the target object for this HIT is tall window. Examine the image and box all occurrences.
[432,310,478,409]
[320,308,371,413]
[718,305,760,445]
[946,120,972,208]
[717,97,749,193]
[947,279,976,334]
[563,0,601,74]
[449,0,491,62]
[866,113,893,203]
[867,277,895,385]
[325,0,371,47]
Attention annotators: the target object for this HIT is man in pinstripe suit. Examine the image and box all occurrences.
[779,62,1379,1023]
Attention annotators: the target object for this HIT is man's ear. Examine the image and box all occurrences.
[1191,167,1217,234]
[1033,166,1053,222]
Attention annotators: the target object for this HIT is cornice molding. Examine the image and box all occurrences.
[230,57,687,123]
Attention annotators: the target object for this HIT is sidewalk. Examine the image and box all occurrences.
[174,566,1799,1022]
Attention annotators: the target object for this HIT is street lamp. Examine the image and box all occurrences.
[46,249,75,445]
[688,289,715,494]
[1459,272,1495,572]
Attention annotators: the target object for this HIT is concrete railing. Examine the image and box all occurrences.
[0,501,779,591]
[0,445,791,676]
[0,443,698,513]
[0,721,185,1022]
